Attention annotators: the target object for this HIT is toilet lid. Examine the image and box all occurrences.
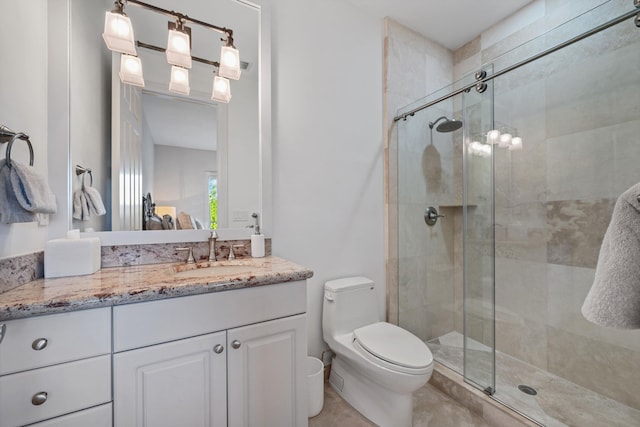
[353,322,432,369]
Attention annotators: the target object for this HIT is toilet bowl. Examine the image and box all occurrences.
[322,277,433,427]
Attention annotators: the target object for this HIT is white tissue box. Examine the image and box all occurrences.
[45,237,101,278]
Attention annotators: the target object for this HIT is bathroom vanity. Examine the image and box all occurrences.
[0,257,312,427]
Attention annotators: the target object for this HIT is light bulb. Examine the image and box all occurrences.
[124,56,140,73]
[169,66,190,95]
[486,130,500,145]
[166,29,192,69]
[211,75,232,103]
[499,133,512,147]
[509,137,523,151]
[112,16,130,37]
[218,46,242,80]
[103,11,137,55]
[119,54,144,87]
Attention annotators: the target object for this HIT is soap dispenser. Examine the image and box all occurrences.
[250,212,265,258]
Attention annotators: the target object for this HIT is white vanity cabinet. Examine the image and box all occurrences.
[0,308,112,427]
[112,280,308,427]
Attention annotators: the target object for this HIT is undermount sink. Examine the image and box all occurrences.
[173,260,267,279]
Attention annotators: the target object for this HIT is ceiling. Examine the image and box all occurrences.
[344,0,536,50]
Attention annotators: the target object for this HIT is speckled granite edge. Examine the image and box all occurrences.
[0,252,44,294]
[0,256,312,321]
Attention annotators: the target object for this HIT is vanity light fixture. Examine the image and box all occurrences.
[166,21,192,69]
[102,0,241,102]
[169,66,190,95]
[211,74,232,103]
[509,136,523,150]
[218,38,242,80]
[102,1,137,55]
[119,54,145,87]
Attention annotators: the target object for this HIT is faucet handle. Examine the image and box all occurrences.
[175,247,195,264]
[210,230,218,239]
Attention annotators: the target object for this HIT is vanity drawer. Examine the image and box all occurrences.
[113,280,306,352]
[0,308,111,375]
[0,354,111,427]
[29,403,112,427]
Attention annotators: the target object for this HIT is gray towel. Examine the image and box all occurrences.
[9,159,57,214]
[0,159,36,223]
[582,182,640,329]
[84,186,106,216]
[72,188,84,220]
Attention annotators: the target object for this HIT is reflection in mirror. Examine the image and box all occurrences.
[70,0,260,233]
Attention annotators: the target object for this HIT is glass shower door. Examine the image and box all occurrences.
[462,69,495,394]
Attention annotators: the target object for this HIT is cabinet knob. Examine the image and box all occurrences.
[32,338,48,351]
[31,392,48,406]
[213,344,224,354]
[231,340,241,349]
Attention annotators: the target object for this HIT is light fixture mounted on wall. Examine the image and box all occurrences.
[102,0,242,102]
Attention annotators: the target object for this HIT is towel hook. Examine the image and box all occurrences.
[5,133,34,168]
[75,165,93,188]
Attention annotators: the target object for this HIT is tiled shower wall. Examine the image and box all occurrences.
[387,0,640,411]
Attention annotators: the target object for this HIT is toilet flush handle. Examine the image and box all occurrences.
[324,291,334,302]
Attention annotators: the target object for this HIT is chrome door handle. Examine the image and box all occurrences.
[231,340,241,349]
[32,338,48,351]
[213,344,224,354]
[32,392,48,406]
[424,206,445,226]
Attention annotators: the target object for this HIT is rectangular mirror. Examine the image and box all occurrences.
[69,0,269,241]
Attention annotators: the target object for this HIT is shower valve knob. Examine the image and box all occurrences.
[424,206,444,226]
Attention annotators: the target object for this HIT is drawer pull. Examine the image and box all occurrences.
[31,338,48,351]
[213,344,224,354]
[231,340,241,349]
[31,392,48,406]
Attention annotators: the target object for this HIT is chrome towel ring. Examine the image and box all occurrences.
[6,133,34,168]
[0,126,34,168]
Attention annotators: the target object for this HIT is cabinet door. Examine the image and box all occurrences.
[228,314,307,427]
[114,332,227,427]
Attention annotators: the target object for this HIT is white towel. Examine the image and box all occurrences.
[582,182,640,329]
[0,159,36,223]
[9,159,57,214]
[84,186,106,216]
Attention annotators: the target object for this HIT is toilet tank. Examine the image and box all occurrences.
[322,277,380,340]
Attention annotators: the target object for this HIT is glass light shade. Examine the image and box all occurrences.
[509,136,523,151]
[469,141,482,155]
[481,145,492,157]
[169,66,190,95]
[119,54,144,87]
[166,29,192,68]
[499,133,512,147]
[486,129,500,145]
[218,46,242,80]
[211,76,232,103]
[103,11,137,55]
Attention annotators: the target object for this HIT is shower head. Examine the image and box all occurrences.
[428,116,463,133]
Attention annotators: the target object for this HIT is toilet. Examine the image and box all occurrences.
[322,276,433,427]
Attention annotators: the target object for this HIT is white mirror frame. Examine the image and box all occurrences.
[48,0,271,245]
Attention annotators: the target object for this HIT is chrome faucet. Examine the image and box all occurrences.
[208,231,218,261]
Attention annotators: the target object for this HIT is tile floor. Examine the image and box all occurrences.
[428,332,640,427]
[309,381,495,427]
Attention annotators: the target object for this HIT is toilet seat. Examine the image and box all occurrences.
[353,322,433,375]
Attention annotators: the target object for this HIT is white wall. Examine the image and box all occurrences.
[0,1,49,258]
[269,0,385,358]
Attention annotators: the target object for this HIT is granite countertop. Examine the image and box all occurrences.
[0,256,313,321]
